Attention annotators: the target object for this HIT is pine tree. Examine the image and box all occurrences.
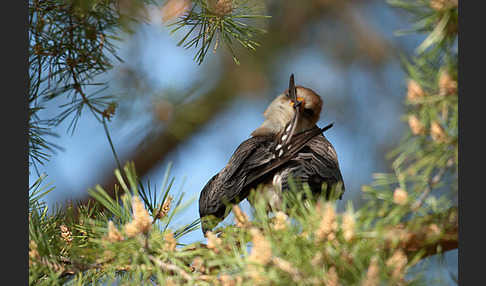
[29,0,458,285]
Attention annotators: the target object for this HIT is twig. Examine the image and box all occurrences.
[57,256,104,278]
[149,255,193,282]
[103,117,123,172]
[411,167,448,211]
[68,13,104,117]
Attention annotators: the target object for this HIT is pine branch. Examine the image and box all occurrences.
[410,166,448,211]
[385,207,458,259]
[149,255,193,282]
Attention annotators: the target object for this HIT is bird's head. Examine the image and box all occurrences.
[286,86,323,127]
[252,85,323,136]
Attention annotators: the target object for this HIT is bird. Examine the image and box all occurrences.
[198,74,345,234]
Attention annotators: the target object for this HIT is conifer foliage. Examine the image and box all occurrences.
[29,0,458,285]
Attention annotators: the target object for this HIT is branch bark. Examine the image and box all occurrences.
[384,207,458,260]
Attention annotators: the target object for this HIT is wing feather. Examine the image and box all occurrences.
[281,134,345,199]
[198,124,341,234]
[198,135,274,219]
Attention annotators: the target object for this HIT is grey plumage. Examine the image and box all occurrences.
[198,75,345,234]
[275,131,344,200]
[199,135,275,233]
[199,126,344,234]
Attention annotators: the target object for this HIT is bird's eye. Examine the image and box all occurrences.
[303,108,314,117]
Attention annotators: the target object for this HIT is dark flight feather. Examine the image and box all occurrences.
[198,124,342,234]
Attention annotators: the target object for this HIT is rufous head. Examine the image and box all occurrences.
[252,85,323,137]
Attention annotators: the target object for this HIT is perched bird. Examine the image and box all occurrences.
[199,75,344,234]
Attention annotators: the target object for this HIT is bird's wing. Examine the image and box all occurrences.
[245,124,334,188]
[199,124,335,217]
[198,125,337,234]
[282,133,345,199]
[199,135,275,234]
[199,135,274,218]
